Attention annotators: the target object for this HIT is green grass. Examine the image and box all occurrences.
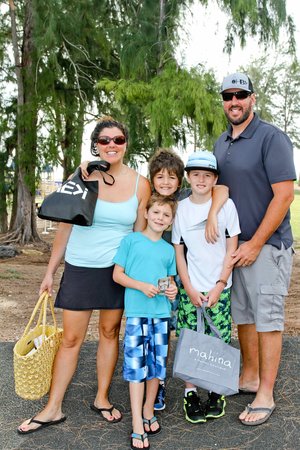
[291,188,300,247]
[0,268,23,280]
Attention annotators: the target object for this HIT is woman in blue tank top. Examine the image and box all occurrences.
[18,117,151,434]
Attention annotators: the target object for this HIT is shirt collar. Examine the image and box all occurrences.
[225,112,259,141]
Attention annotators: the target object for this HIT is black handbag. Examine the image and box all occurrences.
[38,161,115,226]
[38,168,98,226]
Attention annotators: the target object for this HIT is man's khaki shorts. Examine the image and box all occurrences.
[231,243,294,332]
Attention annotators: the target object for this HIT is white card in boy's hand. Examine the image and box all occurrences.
[158,276,171,294]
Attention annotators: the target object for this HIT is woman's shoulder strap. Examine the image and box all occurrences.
[134,173,140,194]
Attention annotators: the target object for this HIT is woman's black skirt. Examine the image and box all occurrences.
[55,262,124,311]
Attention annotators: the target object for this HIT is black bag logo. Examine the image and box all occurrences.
[57,181,89,199]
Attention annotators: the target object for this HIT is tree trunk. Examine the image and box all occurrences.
[157,0,166,75]
[61,102,85,181]
[3,0,41,244]
[0,153,8,233]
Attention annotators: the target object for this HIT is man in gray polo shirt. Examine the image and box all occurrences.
[214,72,296,426]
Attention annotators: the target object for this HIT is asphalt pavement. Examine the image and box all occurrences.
[1,337,299,450]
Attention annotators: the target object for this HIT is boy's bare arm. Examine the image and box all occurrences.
[174,244,206,307]
[206,235,238,308]
[219,234,238,282]
[205,185,229,244]
[113,264,159,298]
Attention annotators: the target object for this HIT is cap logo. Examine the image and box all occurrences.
[232,78,247,86]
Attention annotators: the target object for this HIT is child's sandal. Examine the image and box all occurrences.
[130,432,150,449]
[143,416,161,435]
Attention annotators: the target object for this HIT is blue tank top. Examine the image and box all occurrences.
[65,175,139,268]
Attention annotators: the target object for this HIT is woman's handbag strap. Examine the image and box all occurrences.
[22,292,58,341]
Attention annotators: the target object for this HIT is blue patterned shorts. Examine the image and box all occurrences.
[123,317,169,383]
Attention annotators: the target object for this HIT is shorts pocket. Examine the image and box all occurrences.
[259,284,288,322]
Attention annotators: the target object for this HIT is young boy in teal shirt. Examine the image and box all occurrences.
[113,194,177,450]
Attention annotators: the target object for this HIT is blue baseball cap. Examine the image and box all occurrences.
[184,150,219,174]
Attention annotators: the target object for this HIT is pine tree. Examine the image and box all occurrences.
[0,0,295,244]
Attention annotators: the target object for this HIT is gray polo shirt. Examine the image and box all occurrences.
[214,113,296,249]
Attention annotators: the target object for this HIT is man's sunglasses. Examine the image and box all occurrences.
[221,91,251,101]
[97,135,126,145]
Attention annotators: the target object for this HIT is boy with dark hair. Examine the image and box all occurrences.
[148,147,229,411]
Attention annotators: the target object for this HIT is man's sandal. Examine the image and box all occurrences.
[240,404,276,426]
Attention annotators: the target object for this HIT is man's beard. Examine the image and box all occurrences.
[225,105,252,126]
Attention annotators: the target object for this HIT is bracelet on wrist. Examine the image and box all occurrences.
[216,279,227,287]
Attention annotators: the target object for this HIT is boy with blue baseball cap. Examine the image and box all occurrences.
[172,150,240,423]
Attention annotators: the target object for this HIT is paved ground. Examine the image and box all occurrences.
[1,338,299,450]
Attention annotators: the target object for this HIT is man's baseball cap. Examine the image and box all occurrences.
[185,151,219,174]
[220,72,254,93]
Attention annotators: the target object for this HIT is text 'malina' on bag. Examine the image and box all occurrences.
[173,306,240,396]
[38,168,98,226]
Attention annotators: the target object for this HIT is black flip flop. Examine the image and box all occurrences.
[143,416,161,436]
[17,416,67,435]
[131,431,150,450]
[90,404,122,423]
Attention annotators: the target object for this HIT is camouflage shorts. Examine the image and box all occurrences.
[176,288,232,343]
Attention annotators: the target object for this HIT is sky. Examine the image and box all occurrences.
[174,0,300,176]
[76,0,300,177]
[177,0,300,80]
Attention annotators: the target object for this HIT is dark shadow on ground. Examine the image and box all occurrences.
[1,338,299,450]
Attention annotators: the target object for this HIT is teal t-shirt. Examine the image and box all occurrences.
[113,232,176,318]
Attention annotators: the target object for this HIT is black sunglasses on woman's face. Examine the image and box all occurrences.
[97,136,126,145]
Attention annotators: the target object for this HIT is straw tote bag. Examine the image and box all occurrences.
[13,292,63,400]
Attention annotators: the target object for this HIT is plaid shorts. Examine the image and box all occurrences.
[123,317,169,383]
[176,288,232,343]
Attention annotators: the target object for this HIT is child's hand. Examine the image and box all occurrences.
[205,212,219,244]
[186,287,207,307]
[165,283,178,301]
[141,283,159,298]
[206,284,223,308]
[79,160,90,180]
